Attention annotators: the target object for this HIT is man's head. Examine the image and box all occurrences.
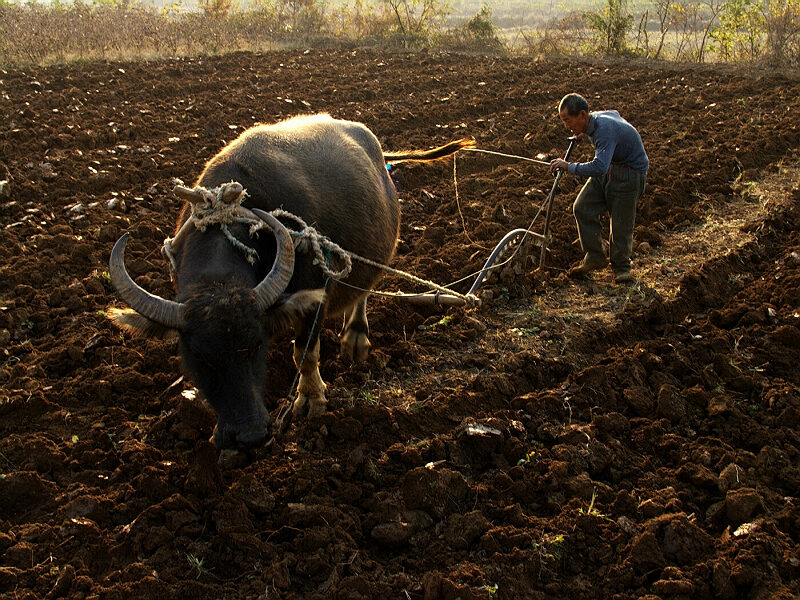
[558,93,590,136]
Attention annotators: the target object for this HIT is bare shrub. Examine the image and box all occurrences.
[1,0,797,68]
[519,12,592,58]
[199,0,233,19]
[761,0,800,66]
[440,5,506,53]
[0,2,71,65]
[635,0,672,59]
[669,0,723,62]
[384,0,450,48]
[585,0,634,56]
[328,0,396,44]
[228,7,281,53]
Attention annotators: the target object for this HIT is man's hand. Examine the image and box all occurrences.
[550,158,569,174]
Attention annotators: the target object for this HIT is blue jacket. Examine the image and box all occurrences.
[568,110,649,177]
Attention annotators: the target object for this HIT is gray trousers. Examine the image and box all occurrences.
[573,165,647,274]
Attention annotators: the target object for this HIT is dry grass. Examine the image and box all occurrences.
[0,2,353,67]
[2,1,798,67]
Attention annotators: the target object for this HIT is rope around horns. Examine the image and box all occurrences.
[162,184,474,304]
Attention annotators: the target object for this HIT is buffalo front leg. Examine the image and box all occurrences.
[292,338,328,418]
[340,296,371,363]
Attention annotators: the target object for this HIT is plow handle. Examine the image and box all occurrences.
[539,136,578,268]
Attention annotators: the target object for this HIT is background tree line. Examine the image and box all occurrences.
[1,0,798,67]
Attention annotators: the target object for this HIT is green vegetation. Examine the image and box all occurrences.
[585,0,634,55]
[578,488,610,519]
[185,553,212,579]
[532,532,565,562]
[457,4,505,51]
[357,390,379,405]
[428,314,454,329]
[511,326,540,337]
[0,0,798,66]
[516,449,536,465]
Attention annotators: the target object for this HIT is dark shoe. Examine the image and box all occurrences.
[614,271,635,284]
[568,257,607,279]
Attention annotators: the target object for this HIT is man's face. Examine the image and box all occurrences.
[559,108,589,136]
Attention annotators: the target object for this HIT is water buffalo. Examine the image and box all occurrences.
[108,113,470,450]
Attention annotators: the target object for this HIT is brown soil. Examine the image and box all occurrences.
[1,50,799,600]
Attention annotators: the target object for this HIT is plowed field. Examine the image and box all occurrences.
[1,50,799,599]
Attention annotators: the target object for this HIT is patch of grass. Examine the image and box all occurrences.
[185,553,211,579]
[517,449,537,466]
[92,269,113,292]
[364,457,379,481]
[420,314,455,331]
[357,390,378,405]
[621,279,646,306]
[409,439,431,451]
[532,532,565,562]
[518,302,541,317]
[578,488,609,519]
[511,326,540,337]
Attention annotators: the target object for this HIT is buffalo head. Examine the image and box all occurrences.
[108,210,324,449]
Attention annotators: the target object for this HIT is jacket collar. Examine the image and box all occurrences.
[586,113,597,137]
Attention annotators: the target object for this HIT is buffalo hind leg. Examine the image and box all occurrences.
[292,337,327,418]
[340,296,371,363]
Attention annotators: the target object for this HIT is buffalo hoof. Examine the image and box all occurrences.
[340,330,371,363]
[293,393,328,419]
[213,424,271,450]
[236,428,271,450]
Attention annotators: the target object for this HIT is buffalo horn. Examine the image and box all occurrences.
[250,209,296,311]
[109,233,185,329]
[220,182,244,204]
[173,185,206,204]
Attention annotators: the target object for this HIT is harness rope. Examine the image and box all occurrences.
[162,185,269,270]
[460,147,552,166]
[162,185,479,306]
[274,275,331,434]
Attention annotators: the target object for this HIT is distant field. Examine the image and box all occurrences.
[133,0,603,27]
[448,0,602,27]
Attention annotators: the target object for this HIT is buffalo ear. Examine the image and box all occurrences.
[263,289,326,336]
[108,307,179,340]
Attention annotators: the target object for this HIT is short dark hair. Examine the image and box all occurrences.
[558,93,589,116]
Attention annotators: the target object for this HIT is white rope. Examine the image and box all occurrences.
[162,183,268,271]
[453,149,479,246]
[461,147,552,166]
[161,192,475,305]
[270,209,352,280]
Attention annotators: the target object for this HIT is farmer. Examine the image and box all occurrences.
[549,93,648,284]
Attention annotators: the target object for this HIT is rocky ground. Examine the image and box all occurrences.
[1,50,799,599]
